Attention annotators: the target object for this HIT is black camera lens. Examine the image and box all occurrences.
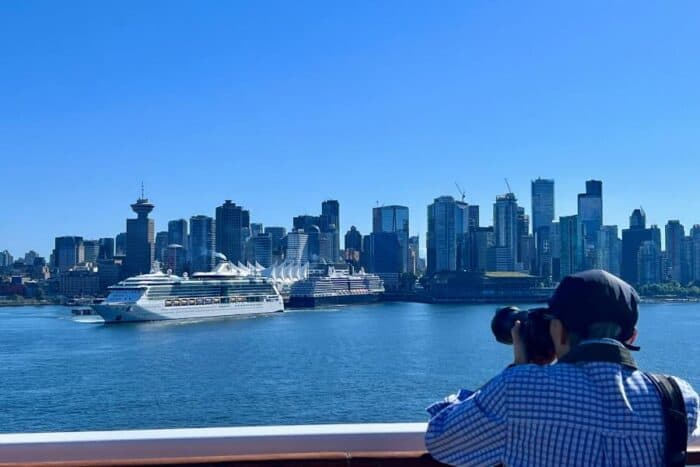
[491,306,556,364]
[491,306,529,345]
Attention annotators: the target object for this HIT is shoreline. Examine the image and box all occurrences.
[1,296,700,308]
[0,300,57,307]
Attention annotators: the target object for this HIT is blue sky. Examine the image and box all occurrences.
[1,1,699,258]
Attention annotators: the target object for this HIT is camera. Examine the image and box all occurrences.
[491,306,556,364]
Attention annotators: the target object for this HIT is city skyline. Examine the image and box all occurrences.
[2,178,699,260]
[2,2,700,255]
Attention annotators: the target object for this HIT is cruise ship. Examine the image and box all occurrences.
[287,265,384,308]
[93,262,284,323]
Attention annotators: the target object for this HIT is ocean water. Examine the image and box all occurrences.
[0,302,697,433]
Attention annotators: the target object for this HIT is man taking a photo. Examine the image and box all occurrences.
[425,269,699,466]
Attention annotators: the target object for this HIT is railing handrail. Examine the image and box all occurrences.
[0,423,698,466]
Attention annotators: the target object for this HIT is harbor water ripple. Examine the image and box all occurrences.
[0,302,698,433]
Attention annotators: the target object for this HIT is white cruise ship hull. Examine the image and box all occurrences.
[94,299,283,323]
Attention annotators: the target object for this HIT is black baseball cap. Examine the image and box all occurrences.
[546,269,640,350]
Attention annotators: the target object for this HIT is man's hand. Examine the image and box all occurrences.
[511,320,528,365]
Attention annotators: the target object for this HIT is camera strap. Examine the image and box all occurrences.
[559,342,687,467]
[646,373,688,467]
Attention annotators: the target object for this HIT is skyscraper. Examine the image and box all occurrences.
[665,220,685,282]
[0,250,13,267]
[578,180,603,269]
[638,241,662,285]
[98,238,115,260]
[681,236,694,284]
[427,196,469,273]
[167,219,188,250]
[372,205,409,273]
[531,178,555,278]
[344,226,362,265]
[321,200,340,261]
[155,231,169,262]
[559,215,583,277]
[598,225,621,277]
[190,215,215,273]
[53,236,84,272]
[472,227,495,272]
[264,227,287,263]
[467,205,480,231]
[246,233,272,267]
[691,226,700,282]
[492,193,519,271]
[365,232,402,276]
[250,223,264,237]
[125,195,155,277]
[115,232,127,256]
[163,244,186,275]
[215,200,250,264]
[408,235,421,275]
[82,240,100,263]
[293,215,320,232]
[550,221,561,281]
[516,206,531,270]
[531,178,555,233]
[621,208,657,284]
[285,230,309,264]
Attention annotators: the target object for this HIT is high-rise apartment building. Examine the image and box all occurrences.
[167,219,188,251]
[163,244,186,275]
[264,227,287,263]
[115,232,127,256]
[82,240,100,263]
[0,250,13,267]
[344,226,362,265]
[285,230,309,264]
[189,215,215,273]
[638,240,662,285]
[598,225,621,277]
[578,180,603,269]
[53,236,84,272]
[621,209,660,284]
[215,200,249,264]
[559,215,583,277]
[98,238,115,260]
[492,193,519,271]
[125,196,155,277]
[427,196,469,273]
[373,205,409,273]
[155,231,169,263]
[531,178,555,233]
[321,200,340,262]
[665,220,685,282]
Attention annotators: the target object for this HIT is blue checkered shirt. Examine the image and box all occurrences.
[426,340,700,466]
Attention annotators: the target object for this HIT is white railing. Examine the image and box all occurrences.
[0,423,428,465]
[0,423,698,465]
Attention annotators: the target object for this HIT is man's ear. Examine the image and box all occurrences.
[626,327,638,345]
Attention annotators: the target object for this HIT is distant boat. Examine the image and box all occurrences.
[71,306,96,316]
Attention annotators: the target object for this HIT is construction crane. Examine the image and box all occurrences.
[504,178,513,196]
[454,182,466,202]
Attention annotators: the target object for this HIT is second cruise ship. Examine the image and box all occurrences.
[93,262,284,323]
[287,265,384,308]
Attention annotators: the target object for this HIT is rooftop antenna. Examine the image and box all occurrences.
[140,181,145,200]
[454,182,466,202]
[504,178,513,195]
